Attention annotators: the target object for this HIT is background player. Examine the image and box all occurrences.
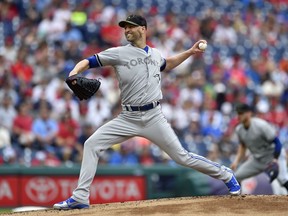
[231,103,288,192]
[53,14,240,210]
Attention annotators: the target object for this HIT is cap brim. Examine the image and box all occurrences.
[119,21,139,28]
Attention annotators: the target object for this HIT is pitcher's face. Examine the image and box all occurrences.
[124,24,145,43]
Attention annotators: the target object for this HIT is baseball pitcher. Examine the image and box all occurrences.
[54,15,241,210]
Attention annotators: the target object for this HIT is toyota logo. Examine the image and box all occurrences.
[26,177,58,203]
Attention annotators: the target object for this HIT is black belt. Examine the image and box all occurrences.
[124,101,160,111]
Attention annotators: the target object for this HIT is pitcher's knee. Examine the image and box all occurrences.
[83,138,100,152]
[170,155,189,166]
[83,138,94,149]
[83,137,108,156]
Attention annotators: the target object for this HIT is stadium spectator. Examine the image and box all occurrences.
[0,94,17,131]
[55,110,81,163]
[10,47,34,85]
[53,88,80,121]
[85,90,111,128]
[0,74,19,106]
[108,140,139,165]
[212,15,237,45]
[12,101,35,149]
[32,106,58,152]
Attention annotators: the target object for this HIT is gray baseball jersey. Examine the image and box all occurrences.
[235,117,288,185]
[71,45,235,204]
[97,44,164,105]
[235,117,276,161]
[236,117,276,159]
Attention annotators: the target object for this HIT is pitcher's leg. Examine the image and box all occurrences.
[72,115,137,204]
[142,116,233,182]
[142,118,241,194]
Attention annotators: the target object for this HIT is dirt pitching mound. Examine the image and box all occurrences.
[3,195,288,216]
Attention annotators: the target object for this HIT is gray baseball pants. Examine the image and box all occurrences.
[72,105,233,204]
[235,149,288,185]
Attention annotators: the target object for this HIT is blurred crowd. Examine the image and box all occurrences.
[0,0,288,167]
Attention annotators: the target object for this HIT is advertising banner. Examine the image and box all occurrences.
[0,176,19,207]
[0,175,146,207]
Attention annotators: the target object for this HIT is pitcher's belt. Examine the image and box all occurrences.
[123,101,160,111]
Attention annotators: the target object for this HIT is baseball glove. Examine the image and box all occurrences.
[65,75,101,100]
[264,161,279,183]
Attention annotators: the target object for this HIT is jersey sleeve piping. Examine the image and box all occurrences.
[96,54,103,67]
[160,58,166,71]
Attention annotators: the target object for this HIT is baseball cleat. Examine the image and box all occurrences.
[225,175,241,195]
[53,197,89,210]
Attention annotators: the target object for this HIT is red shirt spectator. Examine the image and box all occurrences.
[12,102,34,147]
[13,102,33,132]
[100,16,122,46]
[139,145,154,166]
[56,111,80,148]
[10,49,33,84]
[0,1,18,21]
[55,110,81,162]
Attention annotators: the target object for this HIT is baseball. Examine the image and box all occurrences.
[198,42,207,50]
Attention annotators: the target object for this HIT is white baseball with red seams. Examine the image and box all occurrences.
[198,42,207,50]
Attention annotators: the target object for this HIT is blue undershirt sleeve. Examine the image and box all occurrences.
[273,137,282,159]
[86,55,101,68]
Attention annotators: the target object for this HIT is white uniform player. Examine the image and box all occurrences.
[231,103,288,192]
[54,15,241,210]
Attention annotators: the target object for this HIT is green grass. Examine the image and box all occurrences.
[0,209,12,214]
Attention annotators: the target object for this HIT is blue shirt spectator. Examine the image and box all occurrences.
[32,107,58,152]
[108,144,139,165]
